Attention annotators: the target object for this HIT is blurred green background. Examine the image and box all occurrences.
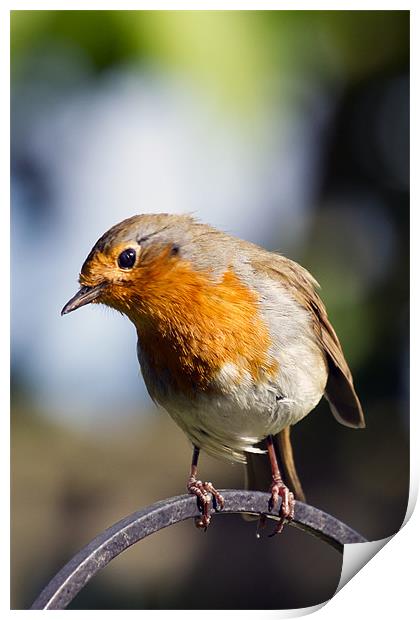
[11,10,409,610]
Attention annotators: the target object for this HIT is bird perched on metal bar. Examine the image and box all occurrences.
[62,214,365,534]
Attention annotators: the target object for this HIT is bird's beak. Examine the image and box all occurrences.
[61,283,108,316]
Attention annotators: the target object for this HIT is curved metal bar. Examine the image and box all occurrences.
[30,490,366,610]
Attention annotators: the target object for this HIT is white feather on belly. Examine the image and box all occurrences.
[161,352,326,463]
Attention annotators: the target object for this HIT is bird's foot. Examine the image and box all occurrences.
[267,478,295,536]
[187,476,225,530]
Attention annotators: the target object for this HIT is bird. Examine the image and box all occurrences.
[61,213,365,534]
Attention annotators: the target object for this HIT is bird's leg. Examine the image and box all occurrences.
[187,445,224,530]
[266,434,295,535]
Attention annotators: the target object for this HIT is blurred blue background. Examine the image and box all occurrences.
[11,10,409,610]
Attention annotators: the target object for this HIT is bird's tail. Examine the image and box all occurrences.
[245,426,305,501]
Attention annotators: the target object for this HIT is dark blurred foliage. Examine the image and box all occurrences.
[11,10,409,610]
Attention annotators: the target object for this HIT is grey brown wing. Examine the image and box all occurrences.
[310,296,365,428]
[252,252,365,429]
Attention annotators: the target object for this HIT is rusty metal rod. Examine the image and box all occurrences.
[30,490,366,610]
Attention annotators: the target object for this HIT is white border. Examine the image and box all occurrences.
[4,3,416,617]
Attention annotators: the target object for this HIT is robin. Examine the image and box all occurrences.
[62,213,365,534]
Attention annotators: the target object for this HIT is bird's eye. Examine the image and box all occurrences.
[118,248,136,269]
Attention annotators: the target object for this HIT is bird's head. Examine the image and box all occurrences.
[61,213,226,323]
[62,213,278,386]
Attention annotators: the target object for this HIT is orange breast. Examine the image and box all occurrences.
[122,255,278,395]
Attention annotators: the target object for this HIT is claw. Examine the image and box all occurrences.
[203,481,224,512]
[194,515,210,530]
[267,479,295,536]
[256,514,267,539]
[187,477,224,530]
